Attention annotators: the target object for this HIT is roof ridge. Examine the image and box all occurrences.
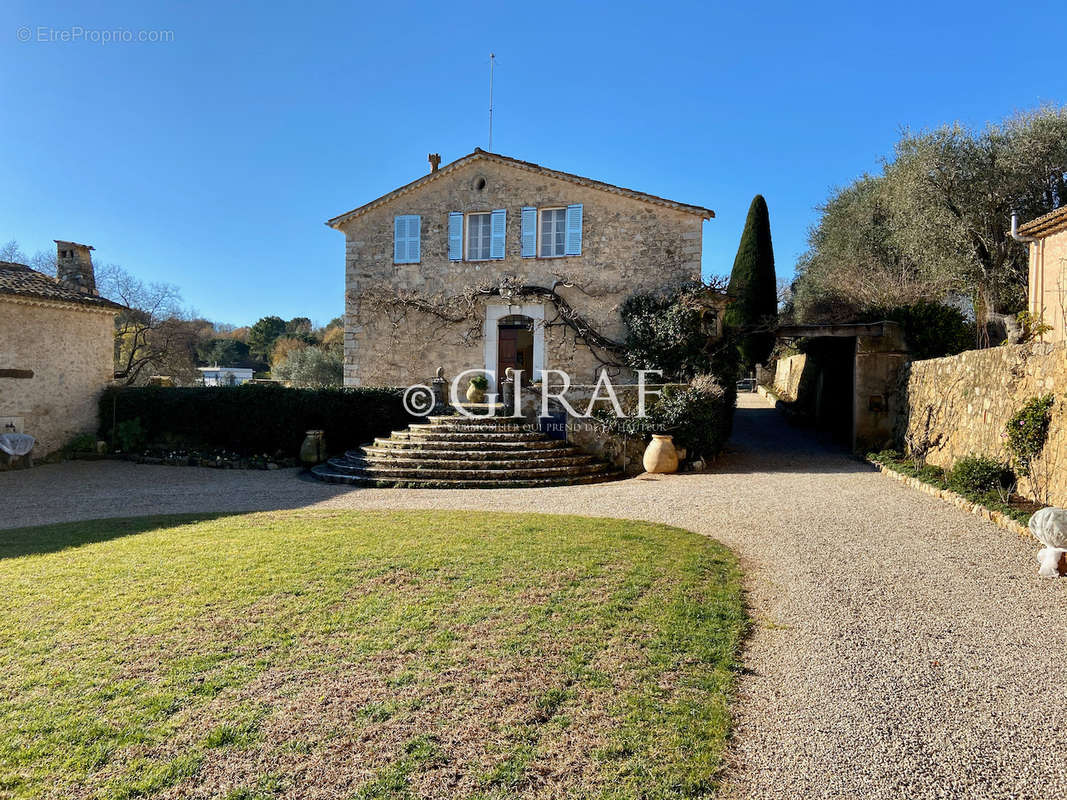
[1017,205,1067,237]
[326,150,714,228]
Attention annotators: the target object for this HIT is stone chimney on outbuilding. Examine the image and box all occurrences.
[54,240,98,295]
[428,153,441,173]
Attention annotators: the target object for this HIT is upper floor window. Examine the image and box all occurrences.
[527,204,582,258]
[467,212,493,261]
[539,208,567,257]
[393,214,421,264]
[449,209,506,261]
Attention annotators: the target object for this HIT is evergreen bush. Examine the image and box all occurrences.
[99,384,414,457]
[947,455,1015,496]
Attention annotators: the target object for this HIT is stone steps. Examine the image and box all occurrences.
[351,450,595,467]
[371,437,568,451]
[329,461,609,481]
[310,470,618,490]
[310,408,622,490]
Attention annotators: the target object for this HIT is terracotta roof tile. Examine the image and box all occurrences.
[1017,206,1067,238]
[0,261,123,310]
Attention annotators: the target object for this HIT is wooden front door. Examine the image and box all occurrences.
[497,322,534,389]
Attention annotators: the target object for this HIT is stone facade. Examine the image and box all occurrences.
[0,296,116,457]
[1023,213,1067,343]
[329,151,712,387]
[898,342,1067,505]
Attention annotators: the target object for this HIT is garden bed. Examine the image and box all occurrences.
[867,450,1042,540]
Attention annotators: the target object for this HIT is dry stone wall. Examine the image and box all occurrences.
[898,342,1066,505]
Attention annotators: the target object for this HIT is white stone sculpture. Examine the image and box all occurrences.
[1029,507,1067,578]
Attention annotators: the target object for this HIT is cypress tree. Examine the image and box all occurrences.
[724,195,778,370]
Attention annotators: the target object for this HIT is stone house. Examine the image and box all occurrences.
[0,241,121,458]
[328,150,714,388]
[1018,206,1067,342]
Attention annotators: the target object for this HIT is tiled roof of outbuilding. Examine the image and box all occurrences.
[0,261,123,310]
[326,149,715,228]
[1017,206,1067,238]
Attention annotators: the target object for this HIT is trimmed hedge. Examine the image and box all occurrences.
[98,384,415,456]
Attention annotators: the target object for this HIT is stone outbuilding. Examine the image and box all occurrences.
[327,150,714,388]
[1018,206,1067,343]
[769,321,908,452]
[0,241,121,460]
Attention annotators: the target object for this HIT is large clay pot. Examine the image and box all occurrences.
[643,434,679,474]
[466,383,486,403]
[299,429,326,466]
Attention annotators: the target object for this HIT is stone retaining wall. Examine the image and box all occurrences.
[898,342,1066,505]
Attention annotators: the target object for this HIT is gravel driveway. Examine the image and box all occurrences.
[3,394,1064,799]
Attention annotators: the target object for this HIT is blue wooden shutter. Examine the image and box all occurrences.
[394,215,420,263]
[490,209,506,259]
[393,216,404,263]
[408,215,421,262]
[520,207,537,258]
[448,212,463,261]
[564,204,583,255]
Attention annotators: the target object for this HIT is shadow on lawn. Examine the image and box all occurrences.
[0,513,234,560]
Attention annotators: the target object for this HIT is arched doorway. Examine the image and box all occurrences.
[484,304,545,389]
[497,314,535,388]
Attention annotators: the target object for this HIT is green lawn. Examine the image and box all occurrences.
[0,510,745,799]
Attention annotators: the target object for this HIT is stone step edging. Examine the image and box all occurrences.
[870,461,1035,542]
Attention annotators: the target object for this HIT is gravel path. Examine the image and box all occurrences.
[3,394,1064,798]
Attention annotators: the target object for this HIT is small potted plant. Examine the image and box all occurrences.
[466,374,489,403]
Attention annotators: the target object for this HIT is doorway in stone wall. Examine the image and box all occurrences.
[484,304,545,392]
[497,315,535,390]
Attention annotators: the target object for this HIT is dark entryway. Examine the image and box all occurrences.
[497,314,534,389]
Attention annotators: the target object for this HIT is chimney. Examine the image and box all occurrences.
[428,153,441,173]
[54,240,98,295]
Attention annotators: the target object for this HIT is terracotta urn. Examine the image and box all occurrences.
[299,429,326,466]
[466,383,486,403]
[643,434,679,474]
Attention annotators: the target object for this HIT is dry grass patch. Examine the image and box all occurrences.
[0,510,745,799]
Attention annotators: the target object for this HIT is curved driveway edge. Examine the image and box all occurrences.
[3,394,1064,798]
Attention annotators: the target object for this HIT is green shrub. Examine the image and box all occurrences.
[469,375,489,391]
[99,385,414,457]
[1005,394,1055,472]
[653,375,734,460]
[860,301,975,360]
[597,375,734,462]
[947,455,1014,496]
[64,433,97,454]
[114,418,146,452]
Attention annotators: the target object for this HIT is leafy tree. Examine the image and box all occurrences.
[270,335,309,368]
[321,324,344,354]
[247,315,287,361]
[791,177,959,322]
[272,345,343,388]
[197,338,251,367]
[794,105,1067,342]
[724,195,778,370]
[285,316,313,339]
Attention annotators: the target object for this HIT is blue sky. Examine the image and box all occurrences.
[2,0,1063,326]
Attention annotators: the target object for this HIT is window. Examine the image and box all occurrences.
[467,212,493,261]
[539,208,567,257]
[393,215,421,264]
